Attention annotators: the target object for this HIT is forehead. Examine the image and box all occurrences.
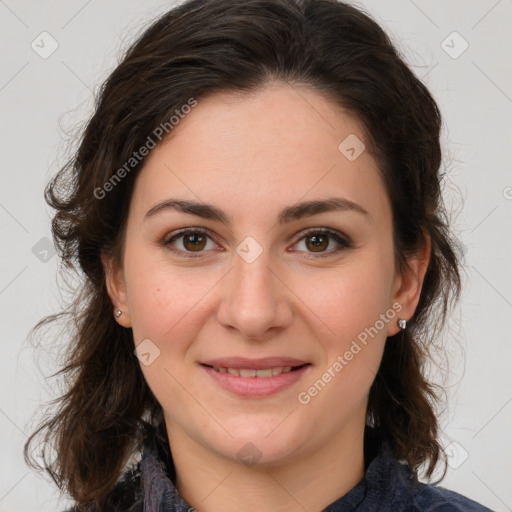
[129,82,390,225]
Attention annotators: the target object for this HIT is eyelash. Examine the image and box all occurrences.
[162,227,352,260]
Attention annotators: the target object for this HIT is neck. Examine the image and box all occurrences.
[165,420,366,512]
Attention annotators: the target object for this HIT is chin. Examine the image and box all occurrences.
[209,425,309,468]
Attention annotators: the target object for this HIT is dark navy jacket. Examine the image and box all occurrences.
[68,426,495,511]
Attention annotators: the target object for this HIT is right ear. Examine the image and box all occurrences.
[101,251,132,328]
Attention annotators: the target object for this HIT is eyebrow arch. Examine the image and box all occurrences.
[144,197,370,224]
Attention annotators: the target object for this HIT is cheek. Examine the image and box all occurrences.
[124,255,215,405]
[123,249,210,344]
[294,257,393,345]
[291,273,390,441]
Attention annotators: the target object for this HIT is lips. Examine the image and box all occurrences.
[199,357,312,397]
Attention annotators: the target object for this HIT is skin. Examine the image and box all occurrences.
[103,81,429,512]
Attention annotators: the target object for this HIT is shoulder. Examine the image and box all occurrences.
[406,483,496,512]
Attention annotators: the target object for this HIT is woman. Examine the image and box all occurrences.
[25,0,494,510]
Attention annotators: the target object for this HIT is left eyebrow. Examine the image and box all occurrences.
[143,197,370,224]
[277,197,370,223]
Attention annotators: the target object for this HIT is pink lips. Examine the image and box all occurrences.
[199,356,311,398]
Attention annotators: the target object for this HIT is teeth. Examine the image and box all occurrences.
[239,368,256,377]
[255,368,272,378]
[212,366,295,377]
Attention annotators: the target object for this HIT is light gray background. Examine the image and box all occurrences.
[1,1,511,511]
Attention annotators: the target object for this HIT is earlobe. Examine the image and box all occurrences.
[388,233,431,337]
[101,252,132,328]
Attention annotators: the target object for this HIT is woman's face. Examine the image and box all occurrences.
[105,82,423,467]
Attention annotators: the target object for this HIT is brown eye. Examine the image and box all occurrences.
[183,233,207,251]
[164,229,218,257]
[305,234,329,252]
[292,228,352,257]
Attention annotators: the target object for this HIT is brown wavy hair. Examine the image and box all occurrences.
[25,0,461,508]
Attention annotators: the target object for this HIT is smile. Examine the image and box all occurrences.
[200,363,311,397]
[208,365,298,377]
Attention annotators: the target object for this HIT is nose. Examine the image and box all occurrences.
[216,251,293,341]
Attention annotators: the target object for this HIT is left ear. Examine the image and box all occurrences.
[388,232,431,336]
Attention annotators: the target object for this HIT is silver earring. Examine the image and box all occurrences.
[114,310,122,318]
[398,318,407,330]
